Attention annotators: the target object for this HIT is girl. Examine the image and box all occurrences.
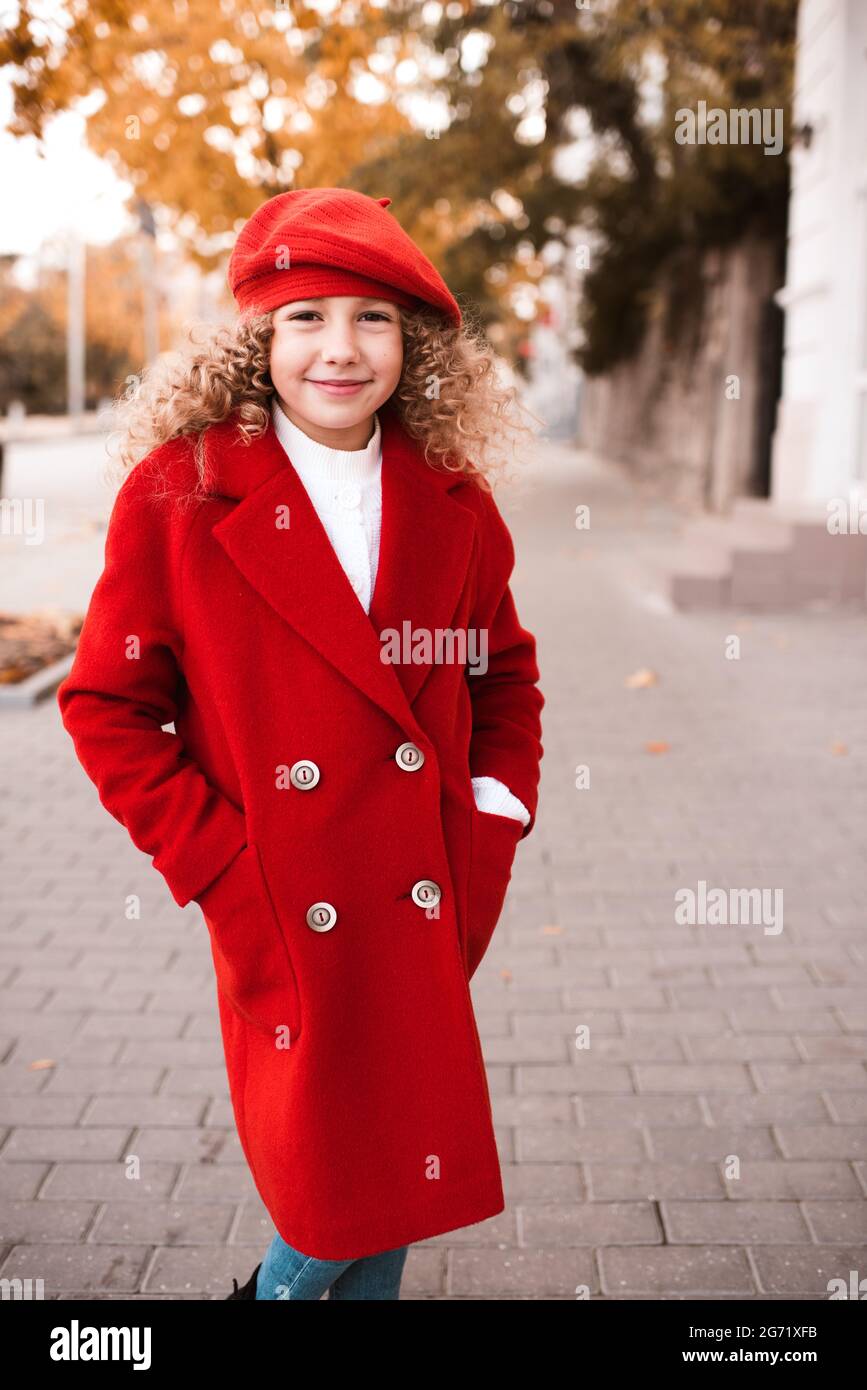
[57,188,545,1301]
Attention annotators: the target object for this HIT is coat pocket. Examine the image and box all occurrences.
[196,843,302,1041]
[464,807,523,980]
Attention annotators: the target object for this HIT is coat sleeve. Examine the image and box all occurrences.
[465,484,544,838]
[56,458,248,909]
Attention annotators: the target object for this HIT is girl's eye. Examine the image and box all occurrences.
[286,311,392,323]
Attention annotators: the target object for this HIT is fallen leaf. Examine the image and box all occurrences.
[541,924,563,935]
[625,667,658,688]
[29,1058,56,1070]
[645,741,670,754]
[830,742,848,756]
[0,611,82,684]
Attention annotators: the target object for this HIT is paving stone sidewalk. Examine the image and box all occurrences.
[1,438,865,1299]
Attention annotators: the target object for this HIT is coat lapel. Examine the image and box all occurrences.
[207,400,477,736]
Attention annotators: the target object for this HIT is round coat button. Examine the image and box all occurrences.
[395,741,425,772]
[337,484,362,509]
[411,879,441,909]
[306,901,337,932]
[290,759,320,789]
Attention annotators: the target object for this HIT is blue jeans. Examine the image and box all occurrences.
[255,1230,410,1300]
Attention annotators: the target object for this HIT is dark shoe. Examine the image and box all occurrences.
[226,1262,261,1300]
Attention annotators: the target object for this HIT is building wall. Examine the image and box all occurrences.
[770,0,867,504]
[579,236,780,511]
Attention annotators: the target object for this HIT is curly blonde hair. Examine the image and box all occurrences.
[107,303,544,504]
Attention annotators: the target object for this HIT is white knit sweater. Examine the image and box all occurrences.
[271,397,530,827]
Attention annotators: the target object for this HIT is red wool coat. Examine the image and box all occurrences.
[57,398,544,1260]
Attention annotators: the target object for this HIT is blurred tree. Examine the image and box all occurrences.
[0,0,417,263]
[0,288,68,414]
[0,245,146,413]
[1,0,796,377]
[366,0,797,371]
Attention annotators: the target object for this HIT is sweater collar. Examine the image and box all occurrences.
[270,396,382,484]
[199,395,461,502]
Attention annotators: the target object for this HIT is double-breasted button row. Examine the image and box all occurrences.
[291,744,425,790]
[304,882,441,932]
[294,742,436,929]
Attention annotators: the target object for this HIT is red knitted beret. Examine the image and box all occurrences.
[227,187,461,327]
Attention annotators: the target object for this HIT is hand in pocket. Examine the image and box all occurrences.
[464,809,523,980]
[197,843,301,1039]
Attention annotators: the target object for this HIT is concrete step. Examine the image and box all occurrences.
[788,523,867,603]
[667,508,794,610]
[730,498,867,598]
[729,544,794,609]
[667,541,731,609]
[665,498,867,610]
[689,510,793,552]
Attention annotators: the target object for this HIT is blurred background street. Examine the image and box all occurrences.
[1,0,866,1302]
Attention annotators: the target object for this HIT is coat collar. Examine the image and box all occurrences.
[205,398,478,739]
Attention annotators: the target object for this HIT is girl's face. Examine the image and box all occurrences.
[269,296,404,449]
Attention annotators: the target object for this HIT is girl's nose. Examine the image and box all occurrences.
[318,328,359,352]
[319,348,362,366]
[318,319,363,361]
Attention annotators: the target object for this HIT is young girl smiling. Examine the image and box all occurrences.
[58,188,545,1301]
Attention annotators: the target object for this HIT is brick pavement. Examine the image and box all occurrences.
[1,439,865,1299]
